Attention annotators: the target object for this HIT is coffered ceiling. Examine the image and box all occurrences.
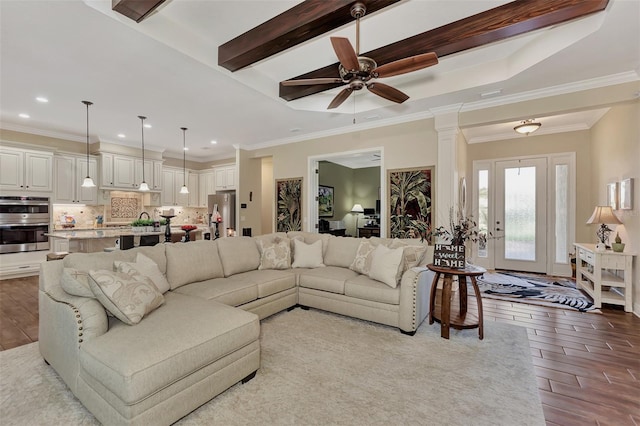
[0,0,638,162]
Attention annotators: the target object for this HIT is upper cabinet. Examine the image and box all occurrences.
[198,171,215,207]
[214,165,236,191]
[0,147,53,193]
[161,167,190,206]
[100,153,162,191]
[53,154,98,205]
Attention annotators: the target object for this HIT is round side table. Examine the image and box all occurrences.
[427,264,487,340]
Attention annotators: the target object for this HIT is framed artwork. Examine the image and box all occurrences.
[318,185,334,217]
[276,177,303,232]
[619,178,633,210]
[606,182,618,210]
[388,166,434,240]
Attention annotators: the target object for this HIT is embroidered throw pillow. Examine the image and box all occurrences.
[88,270,164,325]
[349,239,377,275]
[114,253,171,294]
[389,239,428,282]
[291,239,325,268]
[61,268,94,298]
[368,244,404,288]
[257,237,291,270]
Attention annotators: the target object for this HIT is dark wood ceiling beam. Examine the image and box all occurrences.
[218,0,401,72]
[279,0,609,101]
[112,0,167,23]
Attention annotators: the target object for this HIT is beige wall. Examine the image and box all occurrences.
[237,149,263,236]
[354,167,380,213]
[466,129,592,243]
[252,119,438,232]
[589,101,640,314]
[319,161,355,233]
[261,157,274,234]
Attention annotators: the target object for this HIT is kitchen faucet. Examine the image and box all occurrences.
[139,212,150,220]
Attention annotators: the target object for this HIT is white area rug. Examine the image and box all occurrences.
[0,309,544,425]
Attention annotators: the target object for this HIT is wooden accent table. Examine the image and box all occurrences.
[427,264,486,340]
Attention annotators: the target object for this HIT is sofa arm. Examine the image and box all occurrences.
[39,261,108,393]
[398,267,436,333]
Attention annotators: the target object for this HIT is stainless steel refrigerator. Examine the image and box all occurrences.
[208,191,236,237]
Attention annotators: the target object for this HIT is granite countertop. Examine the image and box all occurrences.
[46,226,206,240]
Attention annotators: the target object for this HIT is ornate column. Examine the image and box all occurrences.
[433,107,462,232]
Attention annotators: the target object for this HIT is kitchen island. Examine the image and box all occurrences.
[46,227,205,253]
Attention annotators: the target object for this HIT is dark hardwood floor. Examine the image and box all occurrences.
[1,275,638,425]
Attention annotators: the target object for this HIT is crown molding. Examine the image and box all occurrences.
[0,122,85,143]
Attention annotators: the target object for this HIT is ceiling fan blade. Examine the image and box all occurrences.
[367,82,409,104]
[330,37,360,71]
[281,78,343,86]
[373,52,438,78]
[327,87,353,109]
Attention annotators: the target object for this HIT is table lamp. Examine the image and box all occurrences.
[586,206,621,251]
[351,204,364,237]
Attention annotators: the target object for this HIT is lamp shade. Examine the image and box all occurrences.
[81,176,96,188]
[351,204,364,213]
[586,206,622,225]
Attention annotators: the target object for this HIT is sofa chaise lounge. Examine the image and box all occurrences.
[39,232,435,425]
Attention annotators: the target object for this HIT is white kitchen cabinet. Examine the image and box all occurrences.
[100,153,142,190]
[188,172,199,207]
[198,171,215,207]
[574,243,635,312]
[214,165,236,191]
[100,153,114,188]
[134,159,153,190]
[0,147,53,192]
[161,168,190,206]
[53,154,98,204]
[153,161,163,191]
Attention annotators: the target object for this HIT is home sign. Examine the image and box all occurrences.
[433,244,465,269]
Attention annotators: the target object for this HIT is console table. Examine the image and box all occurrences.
[574,243,635,312]
[427,264,486,340]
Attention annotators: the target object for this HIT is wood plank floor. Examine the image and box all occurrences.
[1,275,639,425]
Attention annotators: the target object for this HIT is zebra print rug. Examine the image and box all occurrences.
[476,271,601,313]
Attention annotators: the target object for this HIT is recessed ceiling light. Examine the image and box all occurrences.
[35,97,49,103]
[210,140,217,144]
[19,113,30,118]
[117,133,126,138]
[144,124,152,128]
[183,147,189,151]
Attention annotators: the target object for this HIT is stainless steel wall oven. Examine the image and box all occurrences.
[0,196,50,254]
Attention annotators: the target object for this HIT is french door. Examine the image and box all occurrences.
[473,154,575,276]
[495,158,547,273]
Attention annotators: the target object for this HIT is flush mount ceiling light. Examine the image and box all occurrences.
[514,119,542,135]
[81,101,96,188]
[179,127,189,194]
[137,115,150,191]
[35,96,49,103]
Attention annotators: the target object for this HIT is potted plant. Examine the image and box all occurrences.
[430,207,486,268]
[131,219,154,232]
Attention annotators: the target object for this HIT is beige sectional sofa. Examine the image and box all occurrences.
[39,232,435,425]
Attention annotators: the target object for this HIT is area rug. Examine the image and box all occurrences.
[0,309,544,426]
[477,271,600,313]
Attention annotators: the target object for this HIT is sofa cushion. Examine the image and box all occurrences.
[217,237,261,277]
[323,236,361,268]
[287,232,329,257]
[63,244,166,274]
[348,239,379,275]
[61,268,95,298]
[165,240,224,289]
[298,266,358,294]
[345,274,401,305]
[88,270,165,325]
[114,253,171,294]
[368,244,404,288]
[389,239,428,283]
[79,292,259,405]
[173,277,257,307]
[291,239,325,268]
[230,270,296,299]
[257,237,291,270]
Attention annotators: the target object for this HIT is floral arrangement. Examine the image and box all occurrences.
[430,207,485,246]
[181,225,197,231]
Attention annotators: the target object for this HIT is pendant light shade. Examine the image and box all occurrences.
[514,119,542,135]
[81,101,96,188]
[179,127,189,194]
[138,115,150,191]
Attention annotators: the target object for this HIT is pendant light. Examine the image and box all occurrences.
[179,127,189,194]
[137,115,150,191]
[80,101,96,188]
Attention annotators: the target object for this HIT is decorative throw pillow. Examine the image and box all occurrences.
[291,239,325,268]
[61,268,94,298]
[349,239,377,275]
[390,239,429,281]
[258,237,291,270]
[88,270,164,325]
[114,253,171,294]
[368,244,404,288]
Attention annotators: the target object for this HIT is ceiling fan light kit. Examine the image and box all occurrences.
[514,119,542,135]
[281,1,438,110]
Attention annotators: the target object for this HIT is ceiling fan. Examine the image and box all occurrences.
[281,2,438,110]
